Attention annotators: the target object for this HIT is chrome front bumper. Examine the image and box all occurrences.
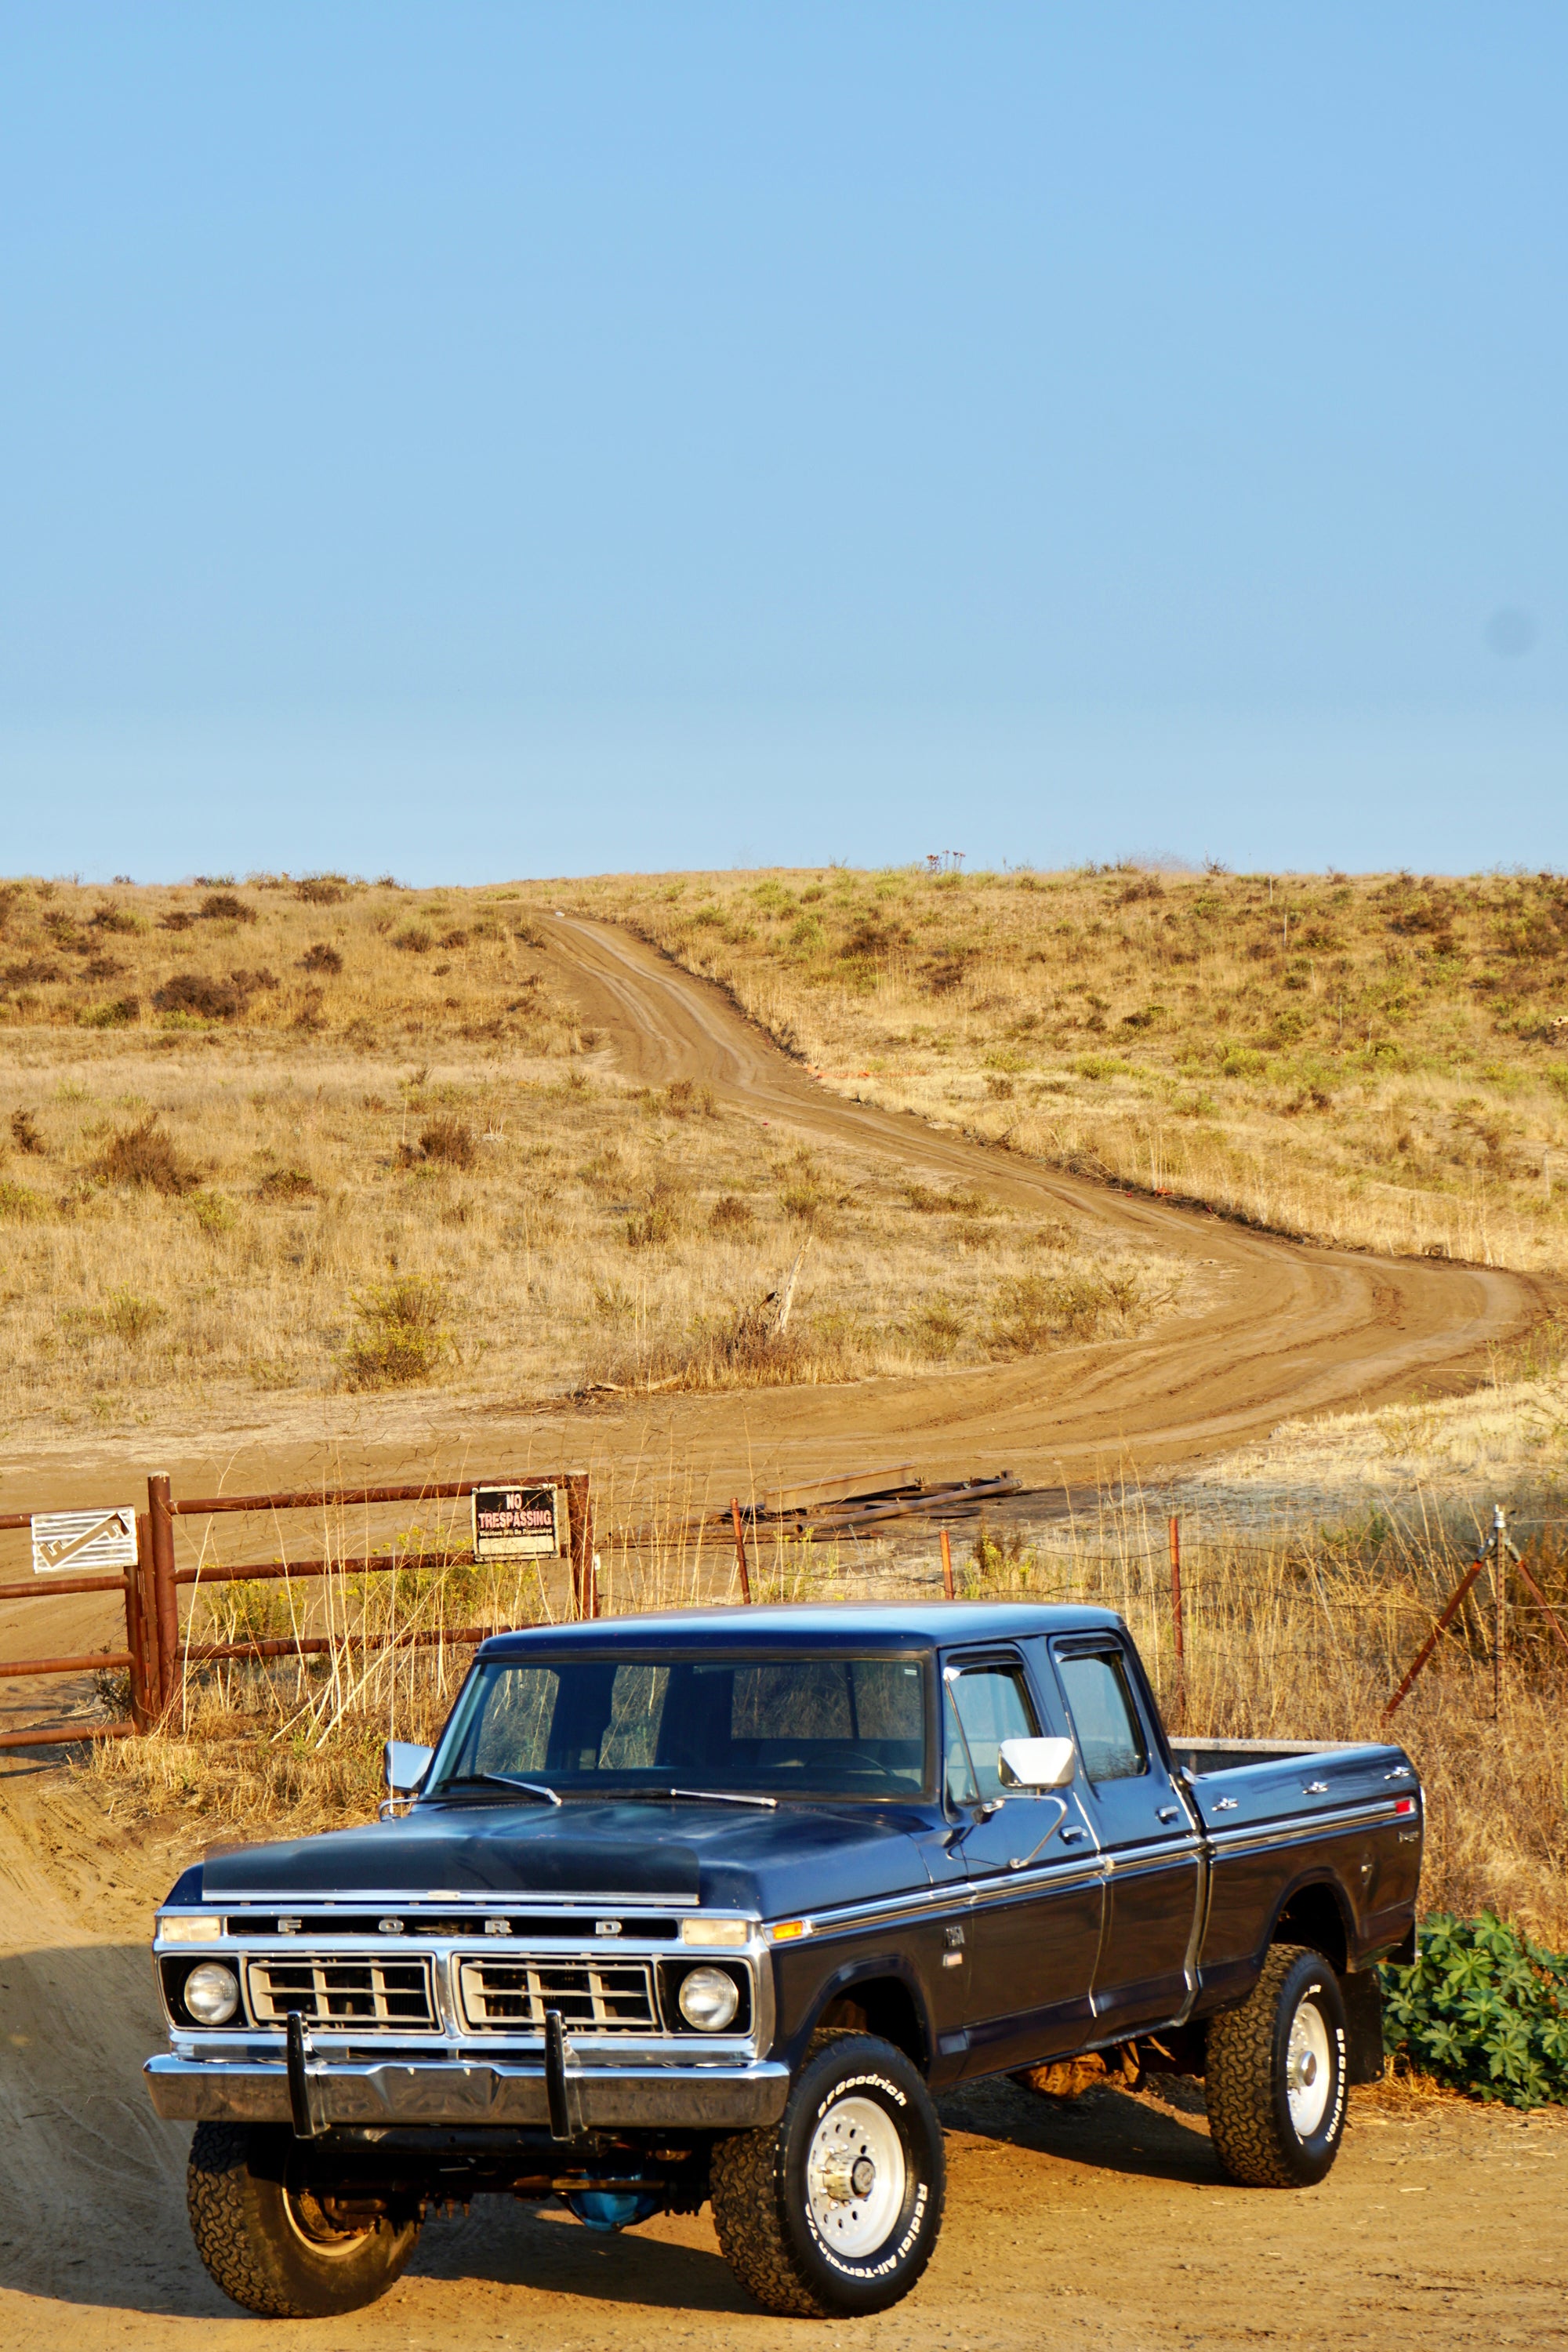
[144,2052,790,2132]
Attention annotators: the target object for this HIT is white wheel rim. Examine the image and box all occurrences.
[805,2095,906,2260]
[1285,1996,1333,2138]
[282,2181,376,2258]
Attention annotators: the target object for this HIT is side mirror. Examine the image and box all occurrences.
[384,1740,434,1800]
[998,1736,1076,1792]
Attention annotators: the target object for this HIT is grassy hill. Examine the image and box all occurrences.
[0,872,1174,1429]
[570,863,1568,1272]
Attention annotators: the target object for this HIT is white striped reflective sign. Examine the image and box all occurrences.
[31,1507,138,1575]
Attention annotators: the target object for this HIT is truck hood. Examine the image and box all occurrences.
[198,1798,934,1918]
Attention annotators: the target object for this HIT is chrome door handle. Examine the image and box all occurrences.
[1303,1781,1329,1795]
[1156,1805,1180,1823]
[1058,1827,1087,1843]
[1214,1798,1238,1811]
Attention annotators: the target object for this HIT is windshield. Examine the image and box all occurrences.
[430,1653,931,1800]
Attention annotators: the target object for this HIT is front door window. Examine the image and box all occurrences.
[945,1663,1037,1806]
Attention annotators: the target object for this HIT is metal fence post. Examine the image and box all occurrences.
[565,1474,595,1620]
[940,1528,955,1600]
[730,1499,753,1603]
[1492,1503,1508,1722]
[147,1472,179,1719]
[125,1509,158,1729]
[1168,1514,1185,1728]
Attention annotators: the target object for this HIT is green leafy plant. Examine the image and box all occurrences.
[1381,1913,1568,2109]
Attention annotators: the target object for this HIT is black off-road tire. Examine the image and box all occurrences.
[1205,1944,1349,2189]
[187,2122,421,2317]
[710,2031,944,2319]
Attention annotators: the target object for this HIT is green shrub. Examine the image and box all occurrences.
[99,1287,166,1343]
[189,1189,237,1235]
[1381,1913,1568,2109]
[343,1277,452,1388]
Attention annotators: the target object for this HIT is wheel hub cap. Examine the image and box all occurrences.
[805,2097,906,2260]
[1285,1997,1332,2138]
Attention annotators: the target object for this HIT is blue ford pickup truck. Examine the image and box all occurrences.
[145,1603,1422,2321]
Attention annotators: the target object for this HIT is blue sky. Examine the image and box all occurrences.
[2,5,1563,880]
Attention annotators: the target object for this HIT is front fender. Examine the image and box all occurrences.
[777,1947,936,2074]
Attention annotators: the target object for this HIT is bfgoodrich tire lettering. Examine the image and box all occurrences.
[187,2122,420,2318]
[710,2031,945,2318]
[1206,1943,1349,2189]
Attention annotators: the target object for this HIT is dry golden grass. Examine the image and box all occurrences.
[0,873,1178,1429]
[565,863,1568,1271]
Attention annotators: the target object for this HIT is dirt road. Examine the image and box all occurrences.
[0,912,1552,1733]
[536,914,1547,1482]
[0,913,1545,1542]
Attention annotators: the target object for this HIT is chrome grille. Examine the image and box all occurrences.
[457,1955,658,2035]
[246,1954,437,2031]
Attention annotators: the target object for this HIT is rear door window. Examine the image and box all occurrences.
[1055,1649,1149,1784]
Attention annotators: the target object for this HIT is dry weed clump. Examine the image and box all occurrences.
[566,865,1568,1273]
[97,1115,201,1196]
[419,1116,476,1169]
[344,1276,454,1388]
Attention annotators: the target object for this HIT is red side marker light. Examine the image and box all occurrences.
[1394,1798,1417,1816]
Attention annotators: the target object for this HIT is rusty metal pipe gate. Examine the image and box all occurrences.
[0,1469,594,1752]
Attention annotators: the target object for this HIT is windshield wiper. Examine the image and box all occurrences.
[437,1773,561,1806]
[658,1787,779,1811]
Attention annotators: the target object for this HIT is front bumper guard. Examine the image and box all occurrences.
[145,2052,790,2132]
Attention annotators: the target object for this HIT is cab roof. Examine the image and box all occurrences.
[477,1601,1124,1660]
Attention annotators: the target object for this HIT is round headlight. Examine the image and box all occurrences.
[183,1961,240,2026]
[677,1965,740,2033]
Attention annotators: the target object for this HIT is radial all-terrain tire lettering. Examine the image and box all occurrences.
[187,2122,421,2318]
[710,2031,944,2320]
[1205,1943,1349,2189]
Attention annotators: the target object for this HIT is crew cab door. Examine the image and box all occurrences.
[1045,1633,1201,2037]
[941,1648,1103,2074]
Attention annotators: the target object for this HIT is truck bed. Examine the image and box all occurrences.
[1169,1735,1416,1836]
